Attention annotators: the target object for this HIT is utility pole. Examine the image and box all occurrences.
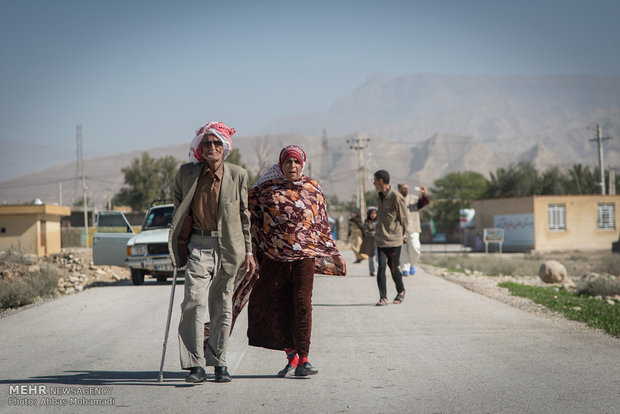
[320,129,329,180]
[77,125,89,247]
[347,135,371,216]
[589,124,612,195]
[58,182,62,205]
[320,128,334,194]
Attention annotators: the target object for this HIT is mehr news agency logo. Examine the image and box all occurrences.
[8,385,115,407]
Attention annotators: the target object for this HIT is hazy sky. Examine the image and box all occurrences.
[1,0,619,182]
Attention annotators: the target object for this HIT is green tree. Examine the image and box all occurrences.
[488,162,541,197]
[567,164,588,194]
[113,153,180,211]
[364,190,378,210]
[540,166,568,195]
[226,148,256,187]
[425,171,489,234]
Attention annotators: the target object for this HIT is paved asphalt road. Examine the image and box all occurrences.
[1,250,619,414]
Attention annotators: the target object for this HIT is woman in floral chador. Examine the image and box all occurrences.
[247,145,346,377]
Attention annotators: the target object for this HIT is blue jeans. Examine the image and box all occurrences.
[368,247,378,274]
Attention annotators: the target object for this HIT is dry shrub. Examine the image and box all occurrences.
[0,265,61,309]
[2,245,37,265]
[591,253,620,275]
[576,277,620,297]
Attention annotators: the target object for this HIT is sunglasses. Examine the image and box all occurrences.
[202,140,223,148]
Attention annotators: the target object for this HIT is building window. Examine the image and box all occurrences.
[598,203,615,230]
[548,204,566,231]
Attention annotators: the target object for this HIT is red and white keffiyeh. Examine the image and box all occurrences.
[188,121,236,163]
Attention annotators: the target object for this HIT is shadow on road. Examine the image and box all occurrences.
[0,371,198,387]
[85,278,185,290]
[1,371,324,387]
[313,303,376,307]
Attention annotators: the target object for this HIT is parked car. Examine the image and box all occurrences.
[92,201,178,285]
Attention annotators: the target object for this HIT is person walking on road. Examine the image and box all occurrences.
[373,170,408,306]
[247,145,346,378]
[169,121,256,383]
[348,209,366,263]
[397,183,429,276]
[360,206,378,276]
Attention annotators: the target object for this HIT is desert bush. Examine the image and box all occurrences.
[590,253,620,275]
[0,265,61,309]
[2,246,37,265]
[576,277,620,297]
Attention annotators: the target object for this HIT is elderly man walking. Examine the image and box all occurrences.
[373,170,408,306]
[169,121,255,383]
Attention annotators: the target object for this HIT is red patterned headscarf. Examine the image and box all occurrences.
[188,121,236,163]
[278,145,306,172]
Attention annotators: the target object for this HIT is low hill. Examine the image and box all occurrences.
[0,132,579,209]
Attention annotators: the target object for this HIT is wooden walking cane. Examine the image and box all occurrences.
[158,267,179,382]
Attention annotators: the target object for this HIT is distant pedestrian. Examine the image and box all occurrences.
[397,183,429,276]
[348,209,366,263]
[360,206,378,276]
[373,170,408,306]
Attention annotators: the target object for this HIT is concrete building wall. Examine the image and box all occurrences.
[471,195,620,252]
[0,205,71,256]
[471,197,534,251]
[45,219,63,255]
[533,195,620,251]
[472,197,533,229]
[0,214,38,254]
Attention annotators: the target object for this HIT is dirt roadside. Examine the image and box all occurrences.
[421,264,602,334]
[0,247,130,317]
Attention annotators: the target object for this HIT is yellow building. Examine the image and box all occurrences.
[470,195,620,252]
[0,204,71,256]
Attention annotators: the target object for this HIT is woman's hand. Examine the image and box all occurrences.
[333,255,347,275]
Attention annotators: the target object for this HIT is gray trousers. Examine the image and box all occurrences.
[178,234,234,369]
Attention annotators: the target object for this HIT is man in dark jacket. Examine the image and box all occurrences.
[373,170,408,306]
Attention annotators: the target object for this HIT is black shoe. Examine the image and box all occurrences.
[185,366,207,383]
[214,366,232,382]
[295,362,318,377]
[277,363,296,378]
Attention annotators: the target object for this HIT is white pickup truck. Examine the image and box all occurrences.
[92,202,178,285]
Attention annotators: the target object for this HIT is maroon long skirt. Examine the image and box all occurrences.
[202,254,344,355]
[246,256,315,357]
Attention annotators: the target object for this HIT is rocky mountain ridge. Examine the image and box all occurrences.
[0,132,581,209]
[1,73,619,208]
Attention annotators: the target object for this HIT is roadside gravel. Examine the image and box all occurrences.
[421,264,600,334]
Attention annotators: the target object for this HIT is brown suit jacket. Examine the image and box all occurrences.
[168,161,252,275]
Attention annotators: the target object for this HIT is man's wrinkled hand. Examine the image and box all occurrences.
[244,254,256,276]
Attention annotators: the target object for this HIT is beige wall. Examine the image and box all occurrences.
[471,197,534,230]
[533,195,620,251]
[0,205,71,256]
[0,214,38,254]
[471,195,620,252]
[43,219,63,255]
